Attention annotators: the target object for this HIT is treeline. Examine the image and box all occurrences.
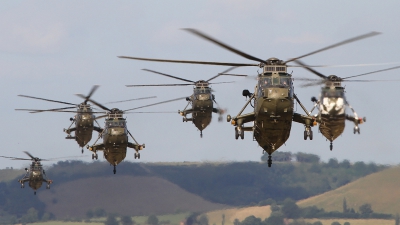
[234,198,392,225]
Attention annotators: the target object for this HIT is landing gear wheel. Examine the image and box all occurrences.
[218,116,222,122]
[137,153,140,159]
[267,154,272,167]
[113,166,116,174]
[95,154,98,160]
[235,128,239,140]
[134,153,137,159]
[21,183,24,188]
[309,130,313,140]
[92,154,94,160]
[240,128,244,140]
[304,131,308,140]
[200,131,203,138]
[358,128,360,134]
[330,142,333,151]
[46,185,50,189]
[353,128,356,134]
[34,191,36,195]
[81,148,84,154]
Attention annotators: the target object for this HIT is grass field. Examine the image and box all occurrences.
[297,218,394,225]
[298,166,400,215]
[206,205,271,225]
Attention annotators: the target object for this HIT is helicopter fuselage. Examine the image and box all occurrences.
[316,86,346,142]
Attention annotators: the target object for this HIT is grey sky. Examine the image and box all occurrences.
[1,1,400,168]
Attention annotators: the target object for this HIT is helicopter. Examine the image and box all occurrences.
[76,91,184,174]
[118,29,380,167]
[15,86,156,153]
[294,60,400,150]
[15,86,104,153]
[124,67,244,138]
[0,152,53,195]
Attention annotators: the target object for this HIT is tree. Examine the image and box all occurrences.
[281,198,300,219]
[342,197,348,213]
[295,152,320,163]
[262,151,292,162]
[94,208,107,217]
[21,207,39,223]
[264,212,284,225]
[104,214,119,225]
[313,221,323,225]
[240,215,263,225]
[121,216,135,225]
[147,215,159,225]
[198,214,209,225]
[331,222,341,225]
[343,222,350,225]
[270,203,280,212]
[233,218,240,225]
[86,209,94,218]
[396,213,400,225]
[359,203,373,216]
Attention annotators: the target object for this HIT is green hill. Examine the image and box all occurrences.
[298,166,400,215]
[0,168,24,182]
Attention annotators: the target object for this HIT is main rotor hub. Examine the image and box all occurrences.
[195,80,209,88]
[108,108,124,119]
[263,58,287,73]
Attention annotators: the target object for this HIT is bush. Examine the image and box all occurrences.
[147,214,159,225]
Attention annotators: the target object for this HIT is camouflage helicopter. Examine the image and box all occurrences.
[76,91,184,174]
[0,152,53,195]
[16,86,104,153]
[294,60,400,150]
[124,68,244,138]
[118,29,379,167]
[16,86,155,153]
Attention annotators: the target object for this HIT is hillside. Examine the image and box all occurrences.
[38,176,227,218]
[0,168,24,182]
[298,166,400,215]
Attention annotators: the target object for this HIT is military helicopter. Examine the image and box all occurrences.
[15,86,104,153]
[125,67,243,138]
[76,91,184,174]
[294,60,400,150]
[118,29,380,167]
[0,152,53,195]
[15,86,156,153]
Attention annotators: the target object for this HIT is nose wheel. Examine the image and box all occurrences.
[81,148,84,154]
[304,127,313,140]
[354,126,360,134]
[267,154,272,167]
[134,152,141,159]
[92,153,98,160]
[330,142,333,151]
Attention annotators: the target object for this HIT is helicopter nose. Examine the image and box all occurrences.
[110,128,125,136]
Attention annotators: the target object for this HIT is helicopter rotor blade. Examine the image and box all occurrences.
[285,31,381,63]
[208,81,235,85]
[300,80,327,88]
[124,97,186,112]
[218,73,249,77]
[0,156,31,160]
[183,28,266,64]
[44,155,88,161]
[18,95,76,106]
[16,106,77,113]
[125,111,177,113]
[142,69,195,83]
[126,84,193,87]
[76,94,111,112]
[293,60,328,80]
[207,66,238,82]
[23,151,37,161]
[342,65,400,79]
[84,85,100,104]
[287,61,400,68]
[104,96,157,104]
[118,56,258,67]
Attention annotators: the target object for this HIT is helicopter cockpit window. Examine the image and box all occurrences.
[322,89,344,98]
[195,88,211,95]
[280,77,290,86]
[259,77,272,88]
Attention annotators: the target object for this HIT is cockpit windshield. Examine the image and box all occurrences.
[107,121,125,128]
[259,76,291,88]
[194,88,211,95]
[321,89,344,98]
